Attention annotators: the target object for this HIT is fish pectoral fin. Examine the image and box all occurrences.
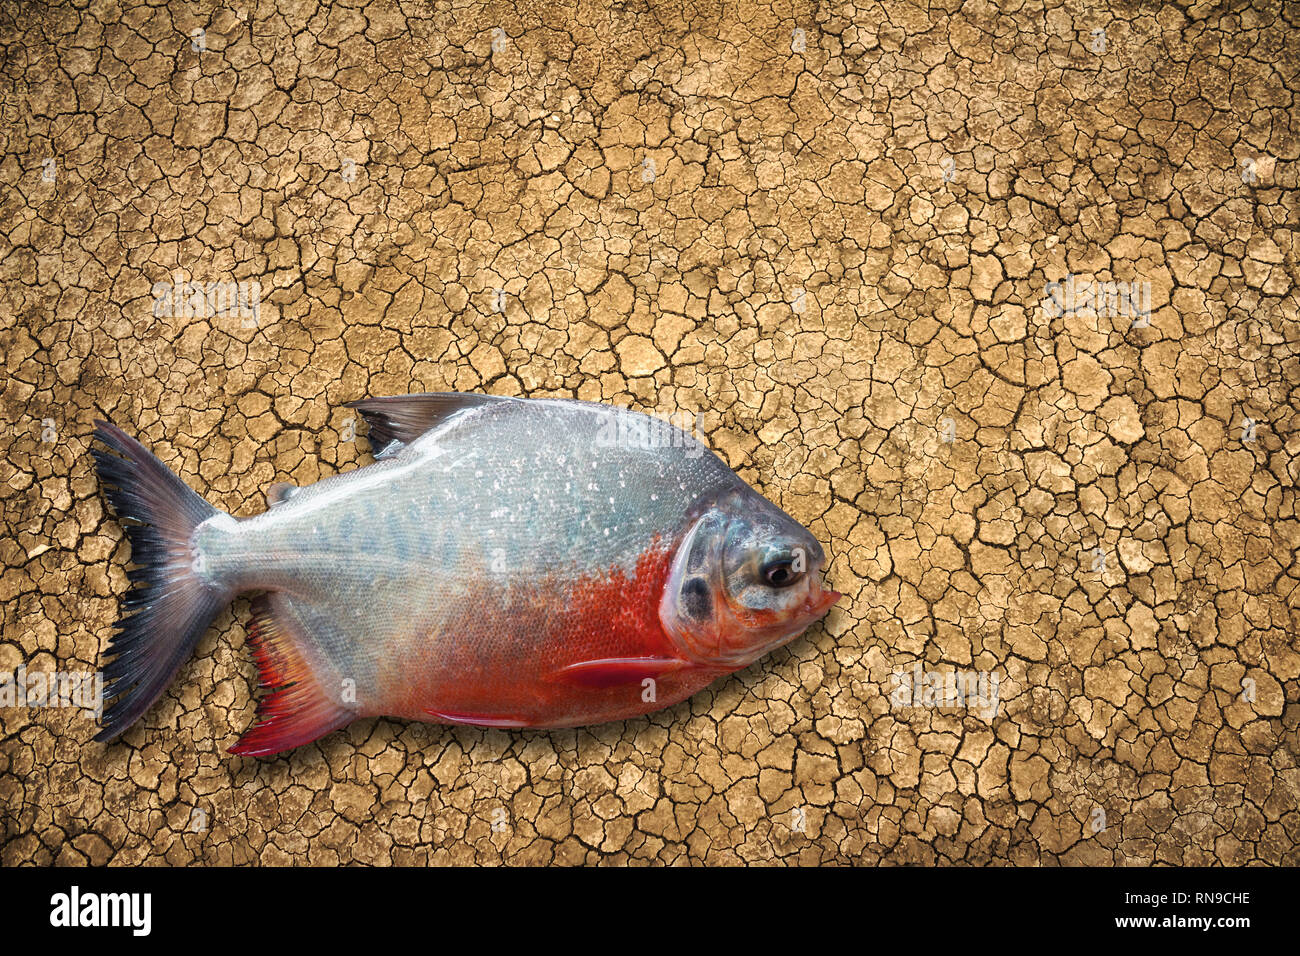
[229,594,355,757]
[546,657,692,688]
[426,709,532,729]
[346,392,517,458]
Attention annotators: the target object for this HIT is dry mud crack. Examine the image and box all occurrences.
[1,1,1298,865]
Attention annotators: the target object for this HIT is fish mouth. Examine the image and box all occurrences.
[803,579,842,620]
[738,574,842,661]
[789,574,841,629]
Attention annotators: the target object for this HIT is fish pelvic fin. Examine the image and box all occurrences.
[346,392,516,457]
[91,420,231,743]
[425,709,532,729]
[229,594,354,757]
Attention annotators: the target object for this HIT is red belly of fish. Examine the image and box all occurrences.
[377,544,728,728]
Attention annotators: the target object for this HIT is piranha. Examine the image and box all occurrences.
[90,393,841,756]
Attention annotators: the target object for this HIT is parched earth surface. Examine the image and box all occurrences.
[1,0,1298,865]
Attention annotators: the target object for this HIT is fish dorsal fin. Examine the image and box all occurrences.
[345,392,516,458]
[267,481,298,507]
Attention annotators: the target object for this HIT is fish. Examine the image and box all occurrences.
[90,393,841,756]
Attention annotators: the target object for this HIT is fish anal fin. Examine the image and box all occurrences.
[346,393,515,457]
[230,594,353,757]
[546,656,691,688]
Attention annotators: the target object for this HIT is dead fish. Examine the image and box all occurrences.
[90,393,841,756]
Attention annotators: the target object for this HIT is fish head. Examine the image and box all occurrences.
[659,489,842,668]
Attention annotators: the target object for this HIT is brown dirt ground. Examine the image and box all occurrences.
[2,0,1298,865]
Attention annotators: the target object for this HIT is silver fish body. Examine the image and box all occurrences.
[91,394,840,754]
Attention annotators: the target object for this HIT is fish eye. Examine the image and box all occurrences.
[761,558,802,588]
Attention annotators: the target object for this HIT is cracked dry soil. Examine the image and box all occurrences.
[2,0,1299,866]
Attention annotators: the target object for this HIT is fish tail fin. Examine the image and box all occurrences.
[91,420,231,742]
